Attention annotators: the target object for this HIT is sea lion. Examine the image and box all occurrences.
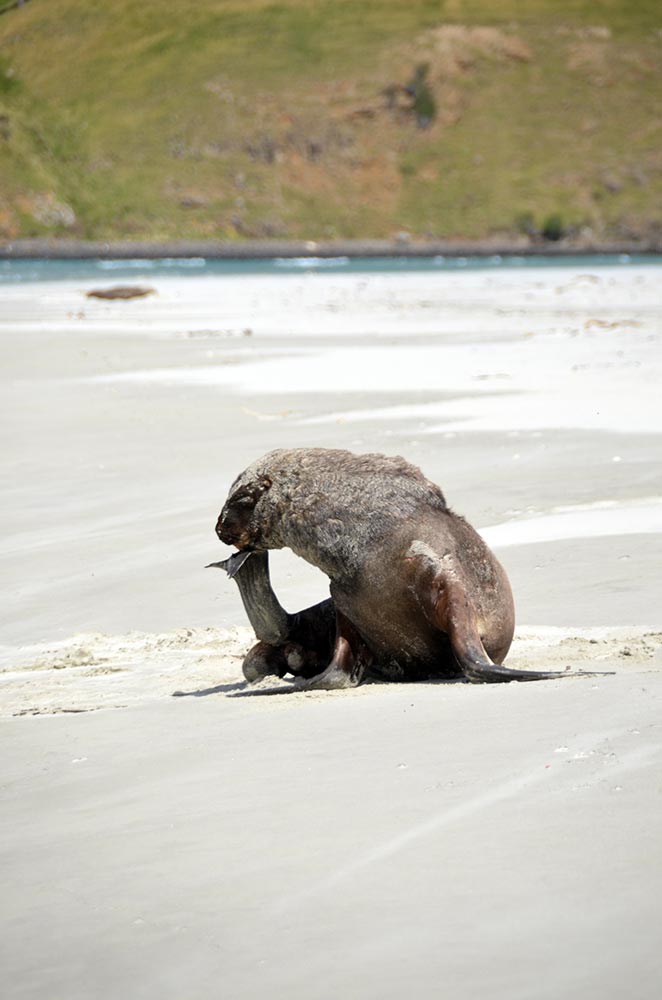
[210,448,579,687]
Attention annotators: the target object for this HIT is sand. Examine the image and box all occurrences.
[1,259,661,998]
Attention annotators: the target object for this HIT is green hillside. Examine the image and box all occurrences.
[0,0,661,242]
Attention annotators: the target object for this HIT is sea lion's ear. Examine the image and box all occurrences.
[229,476,272,508]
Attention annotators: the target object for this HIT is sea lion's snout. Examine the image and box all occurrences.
[216,507,253,549]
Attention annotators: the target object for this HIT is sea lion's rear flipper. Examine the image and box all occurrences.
[215,550,293,645]
[305,611,372,689]
[241,641,289,683]
[211,549,338,681]
[236,598,337,684]
[206,550,254,579]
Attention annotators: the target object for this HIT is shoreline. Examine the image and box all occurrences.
[1,237,662,260]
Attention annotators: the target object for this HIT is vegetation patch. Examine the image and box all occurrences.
[0,1,660,241]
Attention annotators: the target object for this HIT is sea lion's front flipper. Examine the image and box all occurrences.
[448,626,567,683]
[407,542,616,683]
[409,548,571,683]
[433,578,613,682]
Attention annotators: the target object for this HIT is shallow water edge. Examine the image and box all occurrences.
[1,246,660,283]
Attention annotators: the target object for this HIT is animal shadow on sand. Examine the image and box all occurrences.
[171,677,460,699]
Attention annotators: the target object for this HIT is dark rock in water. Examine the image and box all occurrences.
[86,285,155,300]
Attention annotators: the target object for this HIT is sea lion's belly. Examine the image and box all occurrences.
[331,574,456,678]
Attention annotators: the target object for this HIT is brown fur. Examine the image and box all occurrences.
[215,449,567,686]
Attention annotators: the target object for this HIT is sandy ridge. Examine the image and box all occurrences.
[1,626,659,718]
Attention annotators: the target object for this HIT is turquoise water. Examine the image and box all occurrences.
[0,253,660,283]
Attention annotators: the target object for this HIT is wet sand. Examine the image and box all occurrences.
[1,260,661,998]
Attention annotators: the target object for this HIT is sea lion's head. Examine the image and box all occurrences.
[216,473,273,550]
[216,449,299,550]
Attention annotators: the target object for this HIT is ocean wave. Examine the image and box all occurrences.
[160,257,207,268]
[273,256,350,269]
[97,259,156,269]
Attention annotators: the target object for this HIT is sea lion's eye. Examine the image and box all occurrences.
[228,475,272,512]
[229,487,255,507]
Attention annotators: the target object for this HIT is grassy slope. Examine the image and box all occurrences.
[0,0,660,241]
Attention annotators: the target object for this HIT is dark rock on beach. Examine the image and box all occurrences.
[86,285,155,300]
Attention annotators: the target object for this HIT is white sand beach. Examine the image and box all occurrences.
[1,258,661,998]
